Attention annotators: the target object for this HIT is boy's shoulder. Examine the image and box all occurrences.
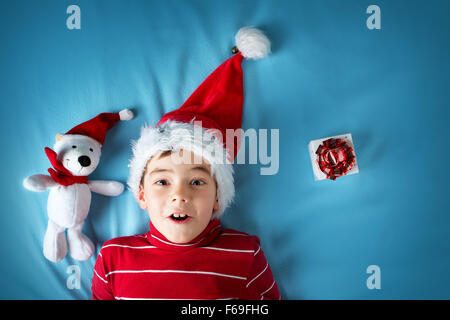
[216,228,262,251]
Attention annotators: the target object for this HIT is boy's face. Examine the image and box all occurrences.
[138,149,219,243]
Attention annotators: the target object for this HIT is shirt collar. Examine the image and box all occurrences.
[147,218,222,251]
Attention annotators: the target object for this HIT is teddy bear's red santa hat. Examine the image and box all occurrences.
[53,109,134,154]
[61,109,134,145]
[127,27,271,219]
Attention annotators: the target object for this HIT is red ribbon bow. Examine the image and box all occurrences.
[45,147,88,186]
[315,138,355,180]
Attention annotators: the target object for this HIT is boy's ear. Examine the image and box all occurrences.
[213,197,219,212]
[137,184,148,210]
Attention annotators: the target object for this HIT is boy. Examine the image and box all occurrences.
[91,27,280,300]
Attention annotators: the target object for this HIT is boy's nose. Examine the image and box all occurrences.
[171,186,188,203]
[171,194,187,203]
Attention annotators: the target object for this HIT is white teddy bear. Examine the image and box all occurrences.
[23,109,133,262]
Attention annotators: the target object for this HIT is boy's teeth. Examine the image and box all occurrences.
[172,213,187,217]
[171,213,188,219]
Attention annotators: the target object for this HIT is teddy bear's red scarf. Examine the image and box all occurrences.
[45,147,88,186]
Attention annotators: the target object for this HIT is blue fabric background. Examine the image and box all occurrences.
[1,0,449,299]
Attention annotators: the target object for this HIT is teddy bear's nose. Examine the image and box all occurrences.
[78,155,91,167]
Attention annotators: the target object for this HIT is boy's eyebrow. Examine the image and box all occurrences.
[190,166,211,175]
[148,166,211,175]
[149,168,173,175]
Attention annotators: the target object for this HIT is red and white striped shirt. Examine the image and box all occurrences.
[91,219,281,300]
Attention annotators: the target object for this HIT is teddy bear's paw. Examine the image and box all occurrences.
[67,231,94,261]
[23,175,50,192]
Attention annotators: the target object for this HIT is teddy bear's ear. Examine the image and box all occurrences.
[55,134,63,142]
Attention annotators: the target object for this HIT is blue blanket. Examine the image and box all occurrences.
[1,0,449,299]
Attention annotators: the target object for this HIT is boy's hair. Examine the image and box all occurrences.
[139,150,172,187]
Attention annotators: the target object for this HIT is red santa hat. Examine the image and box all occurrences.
[54,109,134,152]
[128,27,271,218]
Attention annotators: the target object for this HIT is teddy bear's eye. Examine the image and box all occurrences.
[72,145,77,149]
[89,148,93,152]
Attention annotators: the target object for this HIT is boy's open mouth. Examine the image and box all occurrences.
[169,213,191,223]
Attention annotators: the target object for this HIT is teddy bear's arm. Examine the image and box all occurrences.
[23,174,58,192]
[88,180,124,197]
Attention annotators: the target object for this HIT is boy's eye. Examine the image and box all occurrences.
[89,148,93,152]
[155,180,168,186]
[190,179,205,186]
[72,145,77,149]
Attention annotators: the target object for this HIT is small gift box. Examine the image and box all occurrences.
[308,133,359,181]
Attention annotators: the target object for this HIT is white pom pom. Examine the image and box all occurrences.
[119,108,134,121]
[235,26,271,60]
